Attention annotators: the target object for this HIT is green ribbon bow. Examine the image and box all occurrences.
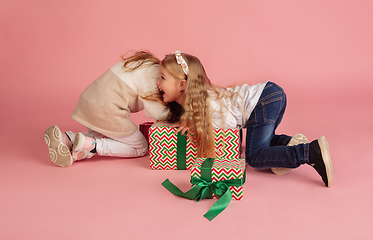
[162,158,245,221]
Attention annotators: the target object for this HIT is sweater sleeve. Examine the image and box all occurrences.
[142,99,168,120]
[110,62,169,120]
[135,65,169,120]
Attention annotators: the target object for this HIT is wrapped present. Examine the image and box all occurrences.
[149,121,241,170]
[149,121,196,170]
[162,157,246,221]
[191,157,246,200]
[214,128,242,159]
[139,122,154,143]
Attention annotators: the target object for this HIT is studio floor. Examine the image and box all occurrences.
[1,95,372,240]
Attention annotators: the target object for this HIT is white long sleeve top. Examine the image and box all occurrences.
[209,82,268,128]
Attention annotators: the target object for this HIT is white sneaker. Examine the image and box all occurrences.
[72,133,97,161]
[271,134,309,175]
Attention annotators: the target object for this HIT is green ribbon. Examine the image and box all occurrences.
[176,132,187,170]
[162,158,245,221]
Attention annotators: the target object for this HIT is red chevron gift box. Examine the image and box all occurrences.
[149,121,197,170]
[149,121,241,170]
[190,158,246,200]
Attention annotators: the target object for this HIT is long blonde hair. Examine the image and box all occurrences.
[161,52,217,157]
[121,50,160,70]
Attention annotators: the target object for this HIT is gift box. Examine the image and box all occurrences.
[191,157,246,200]
[139,122,154,143]
[214,127,242,159]
[148,121,241,170]
[149,121,196,170]
[162,157,246,221]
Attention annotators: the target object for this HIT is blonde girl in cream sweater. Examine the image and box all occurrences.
[44,51,173,167]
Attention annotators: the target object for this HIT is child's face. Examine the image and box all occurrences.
[157,65,186,105]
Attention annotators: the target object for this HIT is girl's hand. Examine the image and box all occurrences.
[172,123,189,136]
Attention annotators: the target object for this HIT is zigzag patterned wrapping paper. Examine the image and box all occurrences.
[149,121,196,170]
[191,158,246,200]
[149,121,241,170]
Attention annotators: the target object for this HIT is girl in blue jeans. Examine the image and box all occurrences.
[157,51,333,187]
[244,82,332,187]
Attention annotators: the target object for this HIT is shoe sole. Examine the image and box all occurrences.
[272,134,309,175]
[44,126,73,167]
[318,136,333,187]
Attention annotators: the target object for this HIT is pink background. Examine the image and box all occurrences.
[1,0,373,239]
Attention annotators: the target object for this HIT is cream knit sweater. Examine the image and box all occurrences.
[71,61,168,137]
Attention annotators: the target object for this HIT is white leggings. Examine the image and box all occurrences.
[68,129,148,158]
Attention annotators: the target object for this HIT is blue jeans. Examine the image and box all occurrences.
[244,82,310,168]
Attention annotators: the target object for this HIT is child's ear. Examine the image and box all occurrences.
[179,80,187,91]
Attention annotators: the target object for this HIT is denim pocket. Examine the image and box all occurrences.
[244,82,286,127]
[261,95,283,123]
